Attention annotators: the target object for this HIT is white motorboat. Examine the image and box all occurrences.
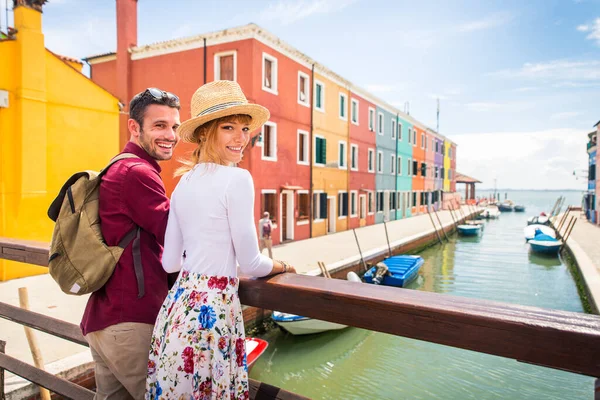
[523,225,556,241]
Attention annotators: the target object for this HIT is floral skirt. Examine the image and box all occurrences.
[145,271,249,400]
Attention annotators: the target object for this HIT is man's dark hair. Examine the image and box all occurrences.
[129,88,180,128]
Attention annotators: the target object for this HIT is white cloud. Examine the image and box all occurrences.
[577,17,600,45]
[457,12,513,33]
[453,129,588,190]
[489,59,600,84]
[258,0,358,25]
[550,111,583,120]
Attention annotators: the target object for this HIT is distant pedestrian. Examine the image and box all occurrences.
[258,211,274,259]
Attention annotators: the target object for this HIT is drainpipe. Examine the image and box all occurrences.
[309,63,314,237]
[203,38,207,84]
[395,113,399,219]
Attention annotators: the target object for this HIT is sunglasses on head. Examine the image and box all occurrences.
[145,87,180,105]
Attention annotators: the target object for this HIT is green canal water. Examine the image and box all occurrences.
[250,190,594,399]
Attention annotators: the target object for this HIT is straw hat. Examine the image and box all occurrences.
[178,80,270,143]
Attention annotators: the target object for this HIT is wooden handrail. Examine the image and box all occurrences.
[2,237,600,379]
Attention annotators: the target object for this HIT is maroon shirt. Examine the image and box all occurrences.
[80,142,171,335]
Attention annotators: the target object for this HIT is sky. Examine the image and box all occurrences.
[1,0,599,190]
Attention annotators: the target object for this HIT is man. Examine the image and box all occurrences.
[80,88,180,400]
[258,211,273,259]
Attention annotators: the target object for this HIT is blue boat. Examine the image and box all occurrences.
[457,224,481,236]
[529,231,562,256]
[514,205,526,212]
[363,255,424,287]
[497,203,514,212]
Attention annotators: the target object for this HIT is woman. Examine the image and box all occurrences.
[146,81,296,400]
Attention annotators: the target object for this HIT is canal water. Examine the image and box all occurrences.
[249,190,594,399]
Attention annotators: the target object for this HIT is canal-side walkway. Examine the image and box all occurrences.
[0,206,477,398]
[555,210,600,313]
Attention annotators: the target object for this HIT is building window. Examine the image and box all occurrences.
[425,136,428,151]
[262,53,278,94]
[297,130,309,165]
[421,133,425,149]
[315,80,325,112]
[351,98,359,125]
[313,192,327,220]
[398,156,402,176]
[262,191,277,224]
[368,107,375,131]
[413,130,417,146]
[339,93,347,120]
[338,141,347,169]
[421,162,426,177]
[298,192,310,221]
[214,51,236,81]
[368,148,375,173]
[368,191,374,214]
[391,154,396,175]
[435,141,439,153]
[449,147,453,159]
[377,151,383,174]
[378,112,384,135]
[391,192,397,210]
[377,191,384,212]
[298,71,309,106]
[435,166,439,178]
[413,160,418,177]
[350,144,358,171]
[314,136,327,166]
[441,167,445,179]
[350,191,358,217]
[261,122,277,161]
[360,194,367,218]
[391,119,397,140]
[398,123,402,141]
[338,191,348,217]
[412,192,417,208]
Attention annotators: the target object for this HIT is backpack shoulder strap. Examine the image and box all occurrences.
[97,153,140,179]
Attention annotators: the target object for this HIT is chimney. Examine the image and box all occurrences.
[116,0,137,147]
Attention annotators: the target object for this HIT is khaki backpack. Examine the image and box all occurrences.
[47,153,146,297]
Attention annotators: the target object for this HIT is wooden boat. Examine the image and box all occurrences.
[527,215,550,226]
[457,224,482,236]
[524,225,555,241]
[514,205,526,212]
[480,206,501,219]
[363,255,424,287]
[529,232,562,256]
[271,311,348,335]
[246,337,268,371]
[497,202,514,212]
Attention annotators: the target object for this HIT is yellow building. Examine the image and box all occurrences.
[311,70,350,237]
[0,1,120,280]
[443,140,451,192]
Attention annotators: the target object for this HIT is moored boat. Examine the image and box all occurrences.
[457,224,482,236]
[363,255,424,287]
[246,337,268,370]
[527,215,550,226]
[271,311,348,335]
[529,232,562,256]
[498,203,514,212]
[514,205,526,212]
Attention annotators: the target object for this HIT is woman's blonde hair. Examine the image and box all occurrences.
[175,114,253,176]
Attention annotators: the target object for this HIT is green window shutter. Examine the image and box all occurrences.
[315,138,321,163]
[316,85,322,108]
[321,138,327,164]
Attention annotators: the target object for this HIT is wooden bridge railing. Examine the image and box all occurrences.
[1,237,600,398]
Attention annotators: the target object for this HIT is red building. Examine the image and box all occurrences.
[348,91,377,229]
[86,0,311,244]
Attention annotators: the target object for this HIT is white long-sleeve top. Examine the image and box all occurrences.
[161,163,273,278]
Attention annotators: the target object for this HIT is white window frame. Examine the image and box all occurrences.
[377,150,383,174]
[425,135,428,151]
[297,71,310,107]
[398,122,402,141]
[338,190,348,219]
[351,98,359,125]
[261,121,277,162]
[368,148,375,173]
[413,129,417,147]
[350,190,358,218]
[368,191,375,215]
[338,140,347,169]
[391,119,397,140]
[314,134,326,167]
[421,133,425,149]
[262,52,278,95]
[368,107,375,132]
[376,190,384,214]
[297,189,310,225]
[339,92,348,121]
[378,112,384,135]
[398,156,402,176]
[313,190,325,223]
[314,80,325,113]
[214,50,237,81]
[297,129,309,166]
[350,143,359,171]
[261,189,277,227]
[391,154,396,175]
[407,158,412,176]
